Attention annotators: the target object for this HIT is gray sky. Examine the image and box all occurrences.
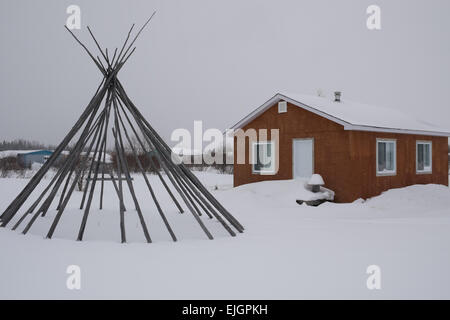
[1,0,449,146]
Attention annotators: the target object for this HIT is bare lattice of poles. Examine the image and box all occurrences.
[0,13,244,243]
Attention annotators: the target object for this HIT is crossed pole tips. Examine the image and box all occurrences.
[0,12,244,243]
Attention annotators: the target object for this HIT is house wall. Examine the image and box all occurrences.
[17,153,50,167]
[233,101,449,202]
[16,150,57,168]
[347,131,448,201]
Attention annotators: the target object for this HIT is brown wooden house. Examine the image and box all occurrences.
[231,92,450,203]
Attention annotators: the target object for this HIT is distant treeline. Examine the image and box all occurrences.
[0,139,56,151]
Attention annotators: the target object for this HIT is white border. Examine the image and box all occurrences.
[278,101,287,113]
[251,141,276,175]
[416,140,432,174]
[376,138,397,177]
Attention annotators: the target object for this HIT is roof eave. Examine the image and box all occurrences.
[230,93,450,137]
[344,124,450,137]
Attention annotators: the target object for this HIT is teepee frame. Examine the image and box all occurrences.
[0,13,244,243]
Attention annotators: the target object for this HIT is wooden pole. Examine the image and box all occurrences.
[112,125,152,243]
[112,101,152,242]
[80,91,112,209]
[115,92,214,239]
[12,93,107,232]
[76,88,113,241]
[2,82,107,226]
[114,24,135,69]
[115,97,184,213]
[114,97,177,241]
[126,105,237,236]
[113,124,127,243]
[99,132,107,210]
[22,98,105,235]
[0,68,119,226]
[58,110,106,211]
[46,113,108,240]
[116,12,156,67]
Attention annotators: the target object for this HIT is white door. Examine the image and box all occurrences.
[293,139,314,178]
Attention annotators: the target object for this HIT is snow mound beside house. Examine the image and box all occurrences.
[364,184,450,215]
[229,178,449,215]
[233,178,334,205]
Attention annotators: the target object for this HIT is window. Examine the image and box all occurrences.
[252,141,275,174]
[416,141,432,173]
[376,139,396,176]
[278,101,287,113]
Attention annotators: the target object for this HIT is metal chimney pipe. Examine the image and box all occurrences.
[334,91,341,102]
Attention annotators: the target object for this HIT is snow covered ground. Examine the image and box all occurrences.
[0,172,450,299]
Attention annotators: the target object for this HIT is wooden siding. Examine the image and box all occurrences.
[233,101,449,202]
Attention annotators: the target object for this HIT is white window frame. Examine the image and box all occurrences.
[278,101,287,113]
[376,138,397,176]
[252,141,276,175]
[416,141,432,174]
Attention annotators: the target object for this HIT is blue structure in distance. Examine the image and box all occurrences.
[17,150,53,167]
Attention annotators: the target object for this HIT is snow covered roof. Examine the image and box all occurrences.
[18,150,53,156]
[0,150,113,163]
[0,150,44,159]
[230,92,450,137]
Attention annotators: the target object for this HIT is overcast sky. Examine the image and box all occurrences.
[1,0,449,146]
